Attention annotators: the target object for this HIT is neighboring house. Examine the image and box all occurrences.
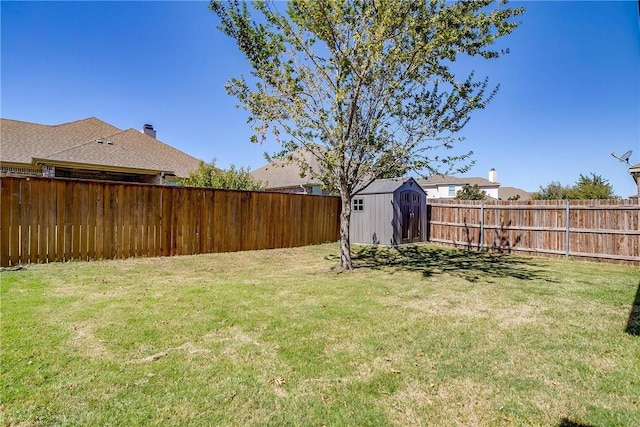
[350,177,427,246]
[498,186,531,201]
[630,162,640,202]
[417,168,500,199]
[0,117,201,185]
[251,149,329,195]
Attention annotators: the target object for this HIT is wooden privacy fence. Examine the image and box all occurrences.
[0,176,340,267]
[428,199,640,265]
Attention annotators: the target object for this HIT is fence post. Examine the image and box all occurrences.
[479,202,484,251]
[565,200,570,260]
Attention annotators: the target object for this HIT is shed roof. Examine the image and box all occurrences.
[357,177,426,195]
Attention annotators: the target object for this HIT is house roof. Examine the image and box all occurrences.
[1,117,121,164]
[357,177,426,195]
[251,149,325,189]
[416,174,500,187]
[0,117,201,177]
[106,129,201,178]
[498,186,531,201]
[37,137,170,174]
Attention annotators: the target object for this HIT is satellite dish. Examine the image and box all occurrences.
[611,150,633,165]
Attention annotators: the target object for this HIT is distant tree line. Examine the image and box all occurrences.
[532,173,617,200]
[179,160,265,191]
[181,164,617,201]
[454,173,617,201]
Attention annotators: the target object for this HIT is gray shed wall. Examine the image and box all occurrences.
[350,193,396,245]
[350,179,426,245]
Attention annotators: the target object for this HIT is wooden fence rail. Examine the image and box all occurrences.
[0,176,340,267]
[3,177,638,267]
[428,199,640,265]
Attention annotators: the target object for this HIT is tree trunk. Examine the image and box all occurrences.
[339,194,353,270]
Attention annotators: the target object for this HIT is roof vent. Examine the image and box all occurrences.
[107,140,113,145]
[142,123,156,139]
[96,139,103,144]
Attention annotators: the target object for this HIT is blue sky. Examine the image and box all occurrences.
[2,1,639,196]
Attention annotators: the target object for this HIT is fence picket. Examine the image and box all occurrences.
[4,176,636,267]
[428,199,639,264]
[0,179,11,266]
[0,176,340,266]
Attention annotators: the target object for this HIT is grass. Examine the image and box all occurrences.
[1,243,639,426]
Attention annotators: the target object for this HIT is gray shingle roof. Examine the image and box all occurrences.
[251,149,325,189]
[357,177,425,195]
[106,129,201,178]
[0,117,201,177]
[498,186,531,201]
[39,137,169,173]
[1,117,121,164]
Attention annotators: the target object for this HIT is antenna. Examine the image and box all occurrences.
[611,150,632,165]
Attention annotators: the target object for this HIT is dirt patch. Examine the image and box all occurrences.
[126,342,212,364]
[383,292,542,330]
[70,323,110,359]
[385,378,494,426]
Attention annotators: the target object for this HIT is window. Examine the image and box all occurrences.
[413,193,419,203]
[353,198,364,211]
[448,185,456,197]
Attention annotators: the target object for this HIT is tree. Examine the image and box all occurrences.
[567,173,617,199]
[180,160,266,191]
[210,0,523,269]
[532,173,617,200]
[531,181,571,200]
[455,184,487,200]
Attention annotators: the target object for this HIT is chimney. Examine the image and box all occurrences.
[488,168,497,183]
[142,123,156,138]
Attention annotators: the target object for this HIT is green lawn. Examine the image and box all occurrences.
[2,243,639,426]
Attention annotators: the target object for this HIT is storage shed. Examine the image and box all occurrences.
[350,177,427,246]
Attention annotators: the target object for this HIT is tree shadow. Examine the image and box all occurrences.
[460,218,523,254]
[489,219,522,254]
[348,244,555,283]
[558,418,593,427]
[462,217,477,251]
[626,281,640,336]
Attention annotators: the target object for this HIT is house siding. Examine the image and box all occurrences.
[424,184,499,199]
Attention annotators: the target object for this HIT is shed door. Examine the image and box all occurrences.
[401,191,422,243]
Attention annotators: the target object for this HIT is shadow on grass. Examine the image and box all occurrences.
[558,418,593,427]
[626,282,640,336]
[343,244,555,283]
